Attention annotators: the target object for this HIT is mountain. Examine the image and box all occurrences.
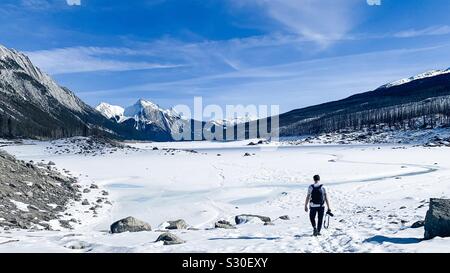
[96,100,190,141]
[95,103,125,122]
[378,69,450,89]
[0,44,121,139]
[277,69,450,136]
[232,69,450,139]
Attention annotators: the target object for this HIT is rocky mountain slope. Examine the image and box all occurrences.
[0,149,79,230]
[0,44,122,140]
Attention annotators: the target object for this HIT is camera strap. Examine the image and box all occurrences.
[324,214,330,229]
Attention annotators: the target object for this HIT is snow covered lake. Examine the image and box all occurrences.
[1,139,450,253]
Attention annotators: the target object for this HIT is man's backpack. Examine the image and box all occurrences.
[311,185,324,206]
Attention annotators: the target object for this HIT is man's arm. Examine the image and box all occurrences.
[325,194,331,211]
[304,194,310,212]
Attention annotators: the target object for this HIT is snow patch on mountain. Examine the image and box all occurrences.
[95,103,126,122]
[211,113,257,127]
[378,68,450,89]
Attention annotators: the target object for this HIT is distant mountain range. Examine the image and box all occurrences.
[1,43,450,141]
[95,100,256,140]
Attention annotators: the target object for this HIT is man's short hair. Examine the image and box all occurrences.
[313,175,320,182]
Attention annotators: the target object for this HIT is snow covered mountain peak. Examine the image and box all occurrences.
[136,98,161,110]
[378,68,450,89]
[95,102,125,121]
[125,99,163,117]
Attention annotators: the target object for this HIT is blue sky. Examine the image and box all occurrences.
[1,0,450,113]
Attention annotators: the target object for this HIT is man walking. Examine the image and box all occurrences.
[305,175,331,236]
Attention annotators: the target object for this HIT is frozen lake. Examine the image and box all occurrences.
[1,139,449,252]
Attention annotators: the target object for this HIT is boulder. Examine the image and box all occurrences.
[235,214,271,225]
[279,215,290,220]
[215,220,236,229]
[155,232,185,245]
[424,198,450,240]
[110,216,152,234]
[166,219,188,230]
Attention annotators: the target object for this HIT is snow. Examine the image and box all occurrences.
[10,200,29,212]
[1,139,450,252]
[378,68,450,89]
[95,102,126,121]
[211,113,257,127]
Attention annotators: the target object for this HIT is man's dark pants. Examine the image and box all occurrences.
[309,206,325,232]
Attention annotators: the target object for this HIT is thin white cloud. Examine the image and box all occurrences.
[25,47,184,74]
[66,0,81,6]
[394,25,450,38]
[20,0,53,9]
[232,0,362,47]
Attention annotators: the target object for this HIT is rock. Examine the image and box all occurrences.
[83,188,90,193]
[155,232,185,245]
[59,220,72,229]
[166,219,188,230]
[424,198,450,240]
[215,220,236,229]
[101,190,109,196]
[81,199,90,206]
[279,215,290,220]
[27,205,39,211]
[110,216,152,233]
[243,153,251,157]
[235,214,271,225]
[48,161,56,166]
[264,221,275,226]
[90,184,99,189]
[152,147,159,150]
[188,227,200,231]
[411,220,425,228]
